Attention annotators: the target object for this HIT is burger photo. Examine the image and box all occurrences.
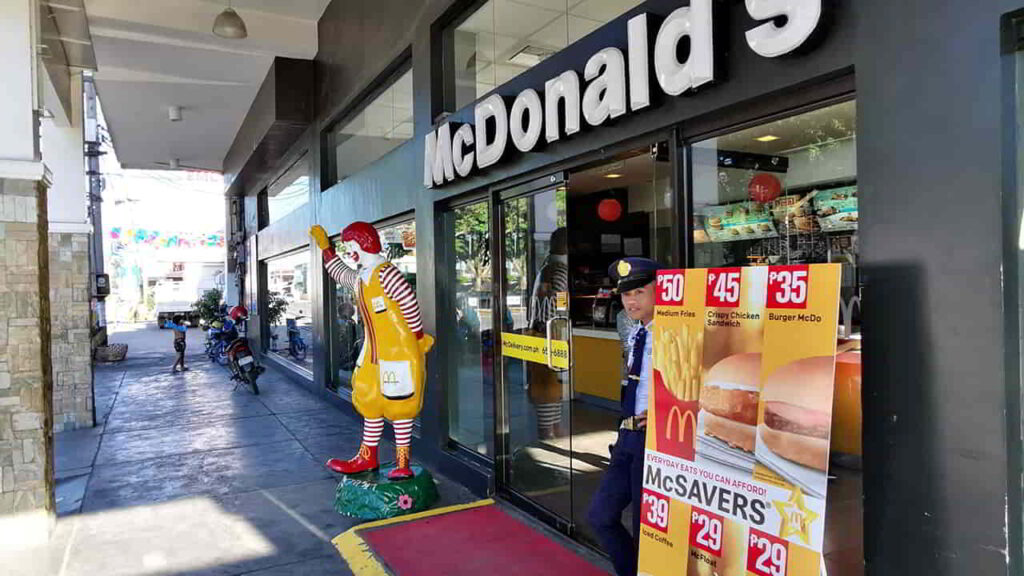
[699,353,762,453]
[758,356,835,471]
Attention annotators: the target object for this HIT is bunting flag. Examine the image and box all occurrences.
[109,227,225,250]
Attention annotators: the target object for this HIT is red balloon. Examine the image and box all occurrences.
[748,173,783,204]
[597,198,623,222]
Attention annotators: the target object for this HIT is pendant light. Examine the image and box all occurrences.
[213,1,247,39]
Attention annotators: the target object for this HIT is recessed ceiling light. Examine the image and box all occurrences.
[508,45,554,67]
[604,173,623,179]
[755,135,780,142]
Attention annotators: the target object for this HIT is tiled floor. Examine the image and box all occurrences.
[14,325,477,576]
[824,464,865,575]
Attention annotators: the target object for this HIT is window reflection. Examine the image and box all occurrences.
[331,69,413,186]
[447,202,494,456]
[450,0,644,110]
[264,249,313,371]
[690,100,862,576]
[267,156,309,226]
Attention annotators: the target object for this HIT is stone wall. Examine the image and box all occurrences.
[48,232,93,432]
[0,177,55,538]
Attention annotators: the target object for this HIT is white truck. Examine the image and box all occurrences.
[155,263,224,327]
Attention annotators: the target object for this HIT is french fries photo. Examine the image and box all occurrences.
[654,325,704,401]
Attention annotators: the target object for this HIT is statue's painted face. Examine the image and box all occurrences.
[343,240,368,268]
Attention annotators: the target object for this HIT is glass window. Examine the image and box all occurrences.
[565,144,673,331]
[266,156,309,226]
[448,0,644,110]
[331,220,417,390]
[445,201,494,455]
[264,249,313,372]
[329,68,413,187]
[690,100,862,576]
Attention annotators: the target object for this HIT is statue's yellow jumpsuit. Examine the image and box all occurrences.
[344,260,428,420]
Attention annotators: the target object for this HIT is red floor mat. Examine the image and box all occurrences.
[361,504,609,576]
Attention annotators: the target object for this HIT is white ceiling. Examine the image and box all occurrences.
[455,0,644,101]
[84,0,330,172]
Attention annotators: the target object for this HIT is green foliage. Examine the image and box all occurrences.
[266,291,289,327]
[454,202,490,291]
[144,286,155,317]
[192,288,223,325]
[334,466,438,520]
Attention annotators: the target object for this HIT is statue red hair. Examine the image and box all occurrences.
[341,221,382,255]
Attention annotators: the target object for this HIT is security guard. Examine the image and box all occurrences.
[587,257,661,576]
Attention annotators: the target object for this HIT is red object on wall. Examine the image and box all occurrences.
[597,198,623,222]
[748,173,783,204]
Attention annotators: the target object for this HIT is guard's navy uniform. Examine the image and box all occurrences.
[587,257,661,576]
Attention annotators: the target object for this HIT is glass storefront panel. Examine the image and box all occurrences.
[264,249,313,372]
[445,201,494,456]
[499,185,573,519]
[331,220,417,390]
[330,69,413,187]
[690,100,862,575]
[450,0,644,110]
[266,156,309,226]
[562,144,670,543]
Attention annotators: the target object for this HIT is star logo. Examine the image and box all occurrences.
[617,260,632,277]
[772,486,819,544]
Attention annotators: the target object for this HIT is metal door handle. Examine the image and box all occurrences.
[545,316,572,372]
[545,317,557,369]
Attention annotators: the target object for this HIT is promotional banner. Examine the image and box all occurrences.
[638,264,841,576]
[109,227,225,250]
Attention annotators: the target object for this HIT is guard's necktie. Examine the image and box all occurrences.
[621,325,647,418]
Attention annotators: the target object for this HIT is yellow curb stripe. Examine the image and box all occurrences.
[333,499,495,576]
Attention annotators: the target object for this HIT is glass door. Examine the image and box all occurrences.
[495,177,573,526]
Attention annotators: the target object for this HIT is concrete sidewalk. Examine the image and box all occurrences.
[10,325,476,576]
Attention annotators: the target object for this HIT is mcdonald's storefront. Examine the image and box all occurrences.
[421,5,863,575]
[236,0,1024,573]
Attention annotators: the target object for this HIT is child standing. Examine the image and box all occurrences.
[165,314,188,373]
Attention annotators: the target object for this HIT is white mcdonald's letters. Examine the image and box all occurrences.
[424,0,823,188]
[745,0,823,58]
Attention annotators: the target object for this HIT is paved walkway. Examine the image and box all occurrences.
[10,324,475,575]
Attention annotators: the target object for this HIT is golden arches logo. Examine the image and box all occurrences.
[665,405,697,442]
[382,371,400,386]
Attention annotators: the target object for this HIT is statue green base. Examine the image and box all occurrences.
[335,464,439,520]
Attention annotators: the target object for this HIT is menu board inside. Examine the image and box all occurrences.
[696,185,858,244]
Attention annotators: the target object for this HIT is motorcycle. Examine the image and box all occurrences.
[205,319,229,364]
[225,306,263,394]
[285,316,308,361]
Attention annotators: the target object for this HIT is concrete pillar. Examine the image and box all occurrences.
[44,72,95,432]
[47,231,93,432]
[0,175,55,547]
[0,0,57,548]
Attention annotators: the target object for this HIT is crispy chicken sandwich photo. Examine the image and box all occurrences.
[699,353,762,453]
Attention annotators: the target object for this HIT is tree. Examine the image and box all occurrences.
[454,203,491,292]
[266,291,289,327]
[191,288,223,325]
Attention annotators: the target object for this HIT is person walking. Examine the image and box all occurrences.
[165,314,189,373]
[587,257,661,576]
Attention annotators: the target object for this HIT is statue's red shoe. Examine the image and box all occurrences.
[387,446,414,480]
[326,444,378,474]
[387,466,414,480]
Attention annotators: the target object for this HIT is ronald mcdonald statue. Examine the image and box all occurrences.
[310,222,434,481]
